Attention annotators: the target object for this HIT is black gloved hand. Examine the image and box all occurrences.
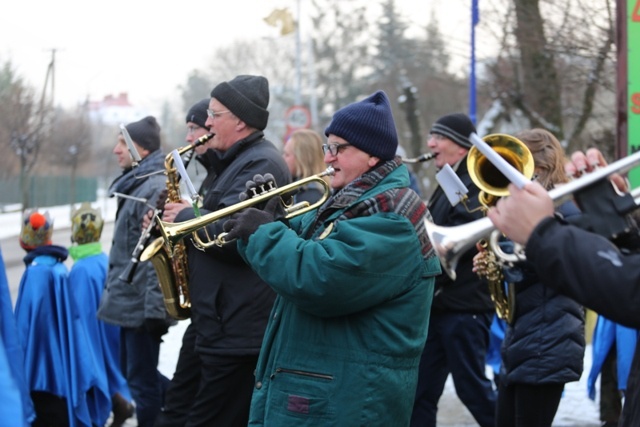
[238,173,276,202]
[144,318,170,342]
[222,197,285,243]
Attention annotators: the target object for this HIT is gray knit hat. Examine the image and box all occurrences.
[125,116,161,152]
[186,98,209,129]
[430,113,476,148]
[210,75,270,130]
[324,90,398,160]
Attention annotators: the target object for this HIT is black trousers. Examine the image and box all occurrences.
[155,322,201,427]
[496,382,564,427]
[600,346,623,423]
[183,352,258,427]
[411,311,496,427]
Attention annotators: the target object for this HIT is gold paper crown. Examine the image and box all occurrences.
[19,209,53,250]
[70,202,104,245]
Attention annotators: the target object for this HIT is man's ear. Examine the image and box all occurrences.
[235,118,248,132]
[134,143,150,158]
[368,156,381,167]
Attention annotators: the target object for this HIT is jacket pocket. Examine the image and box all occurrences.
[267,367,336,423]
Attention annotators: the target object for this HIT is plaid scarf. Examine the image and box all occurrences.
[311,157,435,259]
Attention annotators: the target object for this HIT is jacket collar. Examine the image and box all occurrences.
[207,131,264,176]
[108,149,165,197]
[69,242,103,261]
[23,244,69,265]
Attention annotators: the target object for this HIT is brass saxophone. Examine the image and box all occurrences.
[143,133,213,320]
[473,240,516,324]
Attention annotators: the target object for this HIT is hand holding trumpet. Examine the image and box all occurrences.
[221,174,287,243]
[222,197,285,243]
[488,148,621,246]
[565,148,627,193]
[487,182,554,245]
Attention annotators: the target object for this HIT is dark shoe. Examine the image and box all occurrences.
[110,393,135,427]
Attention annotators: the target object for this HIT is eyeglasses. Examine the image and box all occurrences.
[206,109,231,119]
[322,143,351,156]
[187,125,202,134]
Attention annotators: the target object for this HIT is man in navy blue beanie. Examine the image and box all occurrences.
[221,90,441,426]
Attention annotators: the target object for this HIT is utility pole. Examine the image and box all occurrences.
[294,0,302,106]
[41,48,56,112]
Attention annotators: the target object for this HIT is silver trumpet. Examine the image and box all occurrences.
[427,150,640,281]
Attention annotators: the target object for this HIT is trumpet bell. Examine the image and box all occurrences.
[468,133,535,199]
[425,216,495,281]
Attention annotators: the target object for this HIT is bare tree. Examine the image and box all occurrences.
[0,60,54,210]
[310,0,373,126]
[45,106,93,204]
[179,70,215,113]
[481,0,616,154]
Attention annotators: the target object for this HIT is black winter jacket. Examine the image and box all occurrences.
[174,132,291,356]
[428,159,494,313]
[526,216,640,427]
[500,201,585,385]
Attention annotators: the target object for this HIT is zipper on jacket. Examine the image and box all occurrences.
[271,367,334,381]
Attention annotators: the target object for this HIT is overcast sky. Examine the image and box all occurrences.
[0,0,470,114]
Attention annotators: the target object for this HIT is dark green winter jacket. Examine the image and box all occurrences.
[238,158,440,426]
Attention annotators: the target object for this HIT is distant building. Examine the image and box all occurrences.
[87,93,150,126]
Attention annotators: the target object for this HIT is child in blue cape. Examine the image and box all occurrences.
[14,209,107,427]
[69,203,134,427]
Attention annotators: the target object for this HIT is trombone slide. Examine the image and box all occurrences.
[426,149,640,280]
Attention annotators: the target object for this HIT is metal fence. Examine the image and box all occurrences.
[0,176,98,211]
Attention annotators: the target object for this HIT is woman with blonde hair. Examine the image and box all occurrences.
[283,129,329,203]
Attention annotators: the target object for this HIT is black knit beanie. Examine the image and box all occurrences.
[324,90,398,161]
[186,98,209,129]
[430,113,476,148]
[210,75,270,130]
[125,116,161,152]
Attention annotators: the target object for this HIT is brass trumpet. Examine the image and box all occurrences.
[426,149,640,281]
[145,167,334,258]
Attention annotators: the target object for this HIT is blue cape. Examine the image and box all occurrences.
[588,315,638,400]
[0,245,34,425]
[14,245,109,427]
[69,250,131,424]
